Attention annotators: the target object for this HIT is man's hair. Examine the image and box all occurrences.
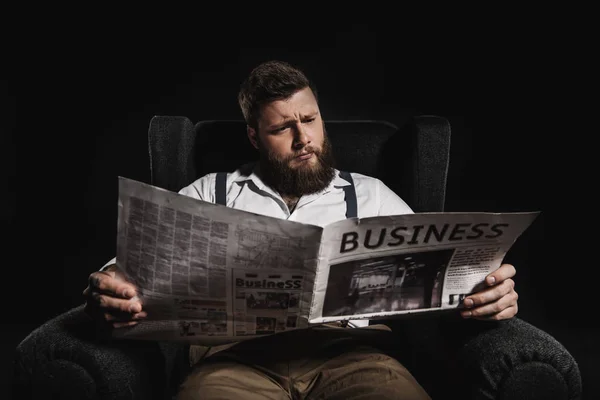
[238,60,318,129]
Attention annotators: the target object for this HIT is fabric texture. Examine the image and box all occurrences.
[455,317,582,399]
[382,314,583,400]
[177,325,431,400]
[12,304,191,400]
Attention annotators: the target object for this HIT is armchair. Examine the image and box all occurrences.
[13,115,582,399]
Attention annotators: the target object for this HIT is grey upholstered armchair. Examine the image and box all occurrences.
[13,115,582,399]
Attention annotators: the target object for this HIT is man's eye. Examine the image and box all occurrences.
[304,118,315,123]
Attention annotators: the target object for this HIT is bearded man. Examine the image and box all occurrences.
[83,60,519,400]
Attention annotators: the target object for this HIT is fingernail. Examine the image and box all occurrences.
[133,311,147,319]
[461,311,472,318]
[114,321,138,328]
[487,276,496,285]
[122,288,132,298]
[129,303,141,313]
[464,298,474,308]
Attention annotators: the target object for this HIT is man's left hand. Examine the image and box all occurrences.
[461,263,518,321]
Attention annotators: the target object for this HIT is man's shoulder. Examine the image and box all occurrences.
[338,170,390,198]
[344,171,385,187]
[180,163,255,195]
[342,170,413,214]
[182,172,216,190]
[208,162,255,181]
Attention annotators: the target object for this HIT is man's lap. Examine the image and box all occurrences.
[188,323,392,366]
[177,325,431,399]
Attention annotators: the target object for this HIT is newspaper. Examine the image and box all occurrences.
[113,177,539,344]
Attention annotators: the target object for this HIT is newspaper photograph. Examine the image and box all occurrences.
[309,212,539,324]
[112,177,539,343]
[232,269,307,336]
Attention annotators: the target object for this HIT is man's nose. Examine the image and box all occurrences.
[292,123,310,148]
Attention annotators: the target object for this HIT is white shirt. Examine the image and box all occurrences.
[178,164,414,226]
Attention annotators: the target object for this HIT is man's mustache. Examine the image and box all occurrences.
[288,145,320,160]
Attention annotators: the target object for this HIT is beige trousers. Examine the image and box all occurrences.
[177,324,431,400]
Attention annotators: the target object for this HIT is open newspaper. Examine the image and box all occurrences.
[113,177,539,344]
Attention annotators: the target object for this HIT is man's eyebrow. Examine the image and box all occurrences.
[267,112,319,130]
[267,118,295,130]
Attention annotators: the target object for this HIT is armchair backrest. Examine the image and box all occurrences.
[148,115,451,212]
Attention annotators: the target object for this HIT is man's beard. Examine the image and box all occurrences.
[257,133,336,198]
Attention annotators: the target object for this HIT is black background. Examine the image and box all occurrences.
[5,17,596,398]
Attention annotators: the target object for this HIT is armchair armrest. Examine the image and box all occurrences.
[449,317,582,400]
[382,314,581,400]
[12,305,189,400]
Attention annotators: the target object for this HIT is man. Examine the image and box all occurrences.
[83,60,519,399]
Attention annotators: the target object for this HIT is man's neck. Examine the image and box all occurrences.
[281,194,300,213]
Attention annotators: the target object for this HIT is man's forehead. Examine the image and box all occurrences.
[259,88,319,122]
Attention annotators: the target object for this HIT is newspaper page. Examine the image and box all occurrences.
[309,212,539,324]
[113,177,324,344]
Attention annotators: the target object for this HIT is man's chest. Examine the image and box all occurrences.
[228,189,359,227]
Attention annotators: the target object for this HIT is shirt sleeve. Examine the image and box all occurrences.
[377,179,414,216]
[177,173,216,202]
[99,257,117,271]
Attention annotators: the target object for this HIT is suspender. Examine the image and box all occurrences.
[214,170,357,218]
[215,172,227,206]
[338,171,357,219]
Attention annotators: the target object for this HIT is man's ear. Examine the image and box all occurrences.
[247,126,259,150]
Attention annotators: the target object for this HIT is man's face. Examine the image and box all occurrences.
[249,87,325,169]
[247,87,335,197]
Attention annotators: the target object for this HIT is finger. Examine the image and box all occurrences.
[103,268,117,279]
[88,271,137,299]
[113,321,139,328]
[105,311,148,322]
[93,292,143,314]
[485,263,516,286]
[105,265,131,282]
[464,279,515,307]
[462,290,518,318]
[470,303,519,321]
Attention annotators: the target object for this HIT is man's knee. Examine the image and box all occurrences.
[302,348,431,400]
[177,360,289,400]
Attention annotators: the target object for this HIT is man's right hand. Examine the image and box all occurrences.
[83,264,147,328]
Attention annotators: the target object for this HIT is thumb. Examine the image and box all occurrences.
[102,265,137,296]
[104,264,128,282]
